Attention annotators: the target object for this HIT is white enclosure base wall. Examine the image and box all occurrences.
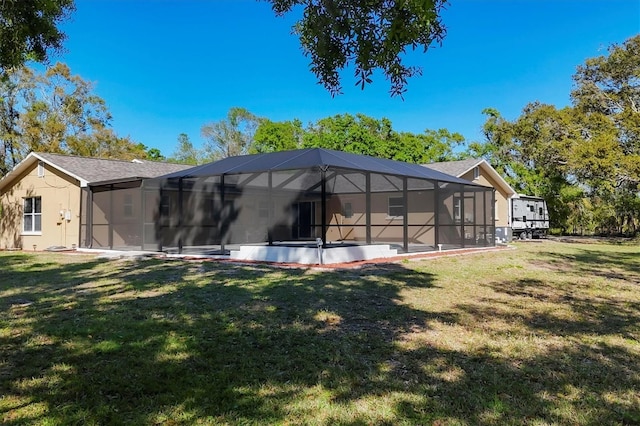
[229,244,398,265]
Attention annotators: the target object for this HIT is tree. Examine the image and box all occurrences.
[571,34,640,188]
[0,0,75,73]
[144,147,165,161]
[0,67,36,175]
[302,113,395,156]
[20,63,113,154]
[267,0,448,97]
[201,108,261,160]
[394,128,465,164]
[169,133,203,165]
[467,108,516,181]
[250,119,304,153]
[0,63,148,176]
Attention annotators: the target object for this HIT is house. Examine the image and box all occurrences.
[0,152,191,250]
[83,148,496,263]
[423,158,517,241]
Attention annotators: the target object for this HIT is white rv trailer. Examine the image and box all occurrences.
[510,195,549,239]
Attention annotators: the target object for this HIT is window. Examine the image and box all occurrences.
[473,166,480,180]
[529,205,535,213]
[539,207,543,216]
[388,197,404,218]
[37,161,45,177]
[123,194,134,217]
[342,202,353,218]
[258,201,269,219]
[23,197,42,233]
[453,197,462,222]
[160,195,170,217]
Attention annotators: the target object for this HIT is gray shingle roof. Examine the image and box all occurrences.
[36,152,192,184]
[422,158,483,177]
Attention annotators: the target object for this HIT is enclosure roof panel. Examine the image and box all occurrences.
[158,148,486,187]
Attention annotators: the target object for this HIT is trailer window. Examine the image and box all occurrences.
[539,207,543,215]
[529,205,534,212]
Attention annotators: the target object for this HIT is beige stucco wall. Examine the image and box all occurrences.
[460,168,510,228]
[0,162,81,250]
[326,192,439,244]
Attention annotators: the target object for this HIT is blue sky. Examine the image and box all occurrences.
[57,0,639,157]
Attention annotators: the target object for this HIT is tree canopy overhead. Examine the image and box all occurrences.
[267,0,448,97]
[0,0,75,73]
[1,0,448,96]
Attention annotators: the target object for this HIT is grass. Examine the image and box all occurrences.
[0,241,639,425]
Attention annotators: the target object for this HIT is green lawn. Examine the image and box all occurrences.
[1,241,639,425]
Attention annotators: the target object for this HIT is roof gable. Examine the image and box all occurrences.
[423,158,516,197]
[423,158,483,177]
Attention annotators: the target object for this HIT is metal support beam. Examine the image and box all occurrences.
[320,167,327,248]
[157,187,164,252]
[178,178,183,254]
[86,188,93,248]
[220,175,226,253]
[140,184,145,250]
[403,177,408,253]
[366,173,371,244]
[108,184,114,249]
[267,171,273,245]
[460,186,465,249]
[434,182,440,249]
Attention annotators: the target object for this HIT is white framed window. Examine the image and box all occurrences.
[123,194,134,217]
[473,166,480,180]
[23,196,42,234]
[37,161,45,177]
[388,197,404,218]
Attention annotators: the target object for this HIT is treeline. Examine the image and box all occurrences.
[165,108,468,166]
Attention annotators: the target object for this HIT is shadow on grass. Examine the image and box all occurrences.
[537,245,640,281]
[1,251,639,425]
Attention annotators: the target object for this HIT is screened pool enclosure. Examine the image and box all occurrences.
[81,149,495,259]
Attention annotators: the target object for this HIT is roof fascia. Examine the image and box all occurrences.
[88,177,144,187]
